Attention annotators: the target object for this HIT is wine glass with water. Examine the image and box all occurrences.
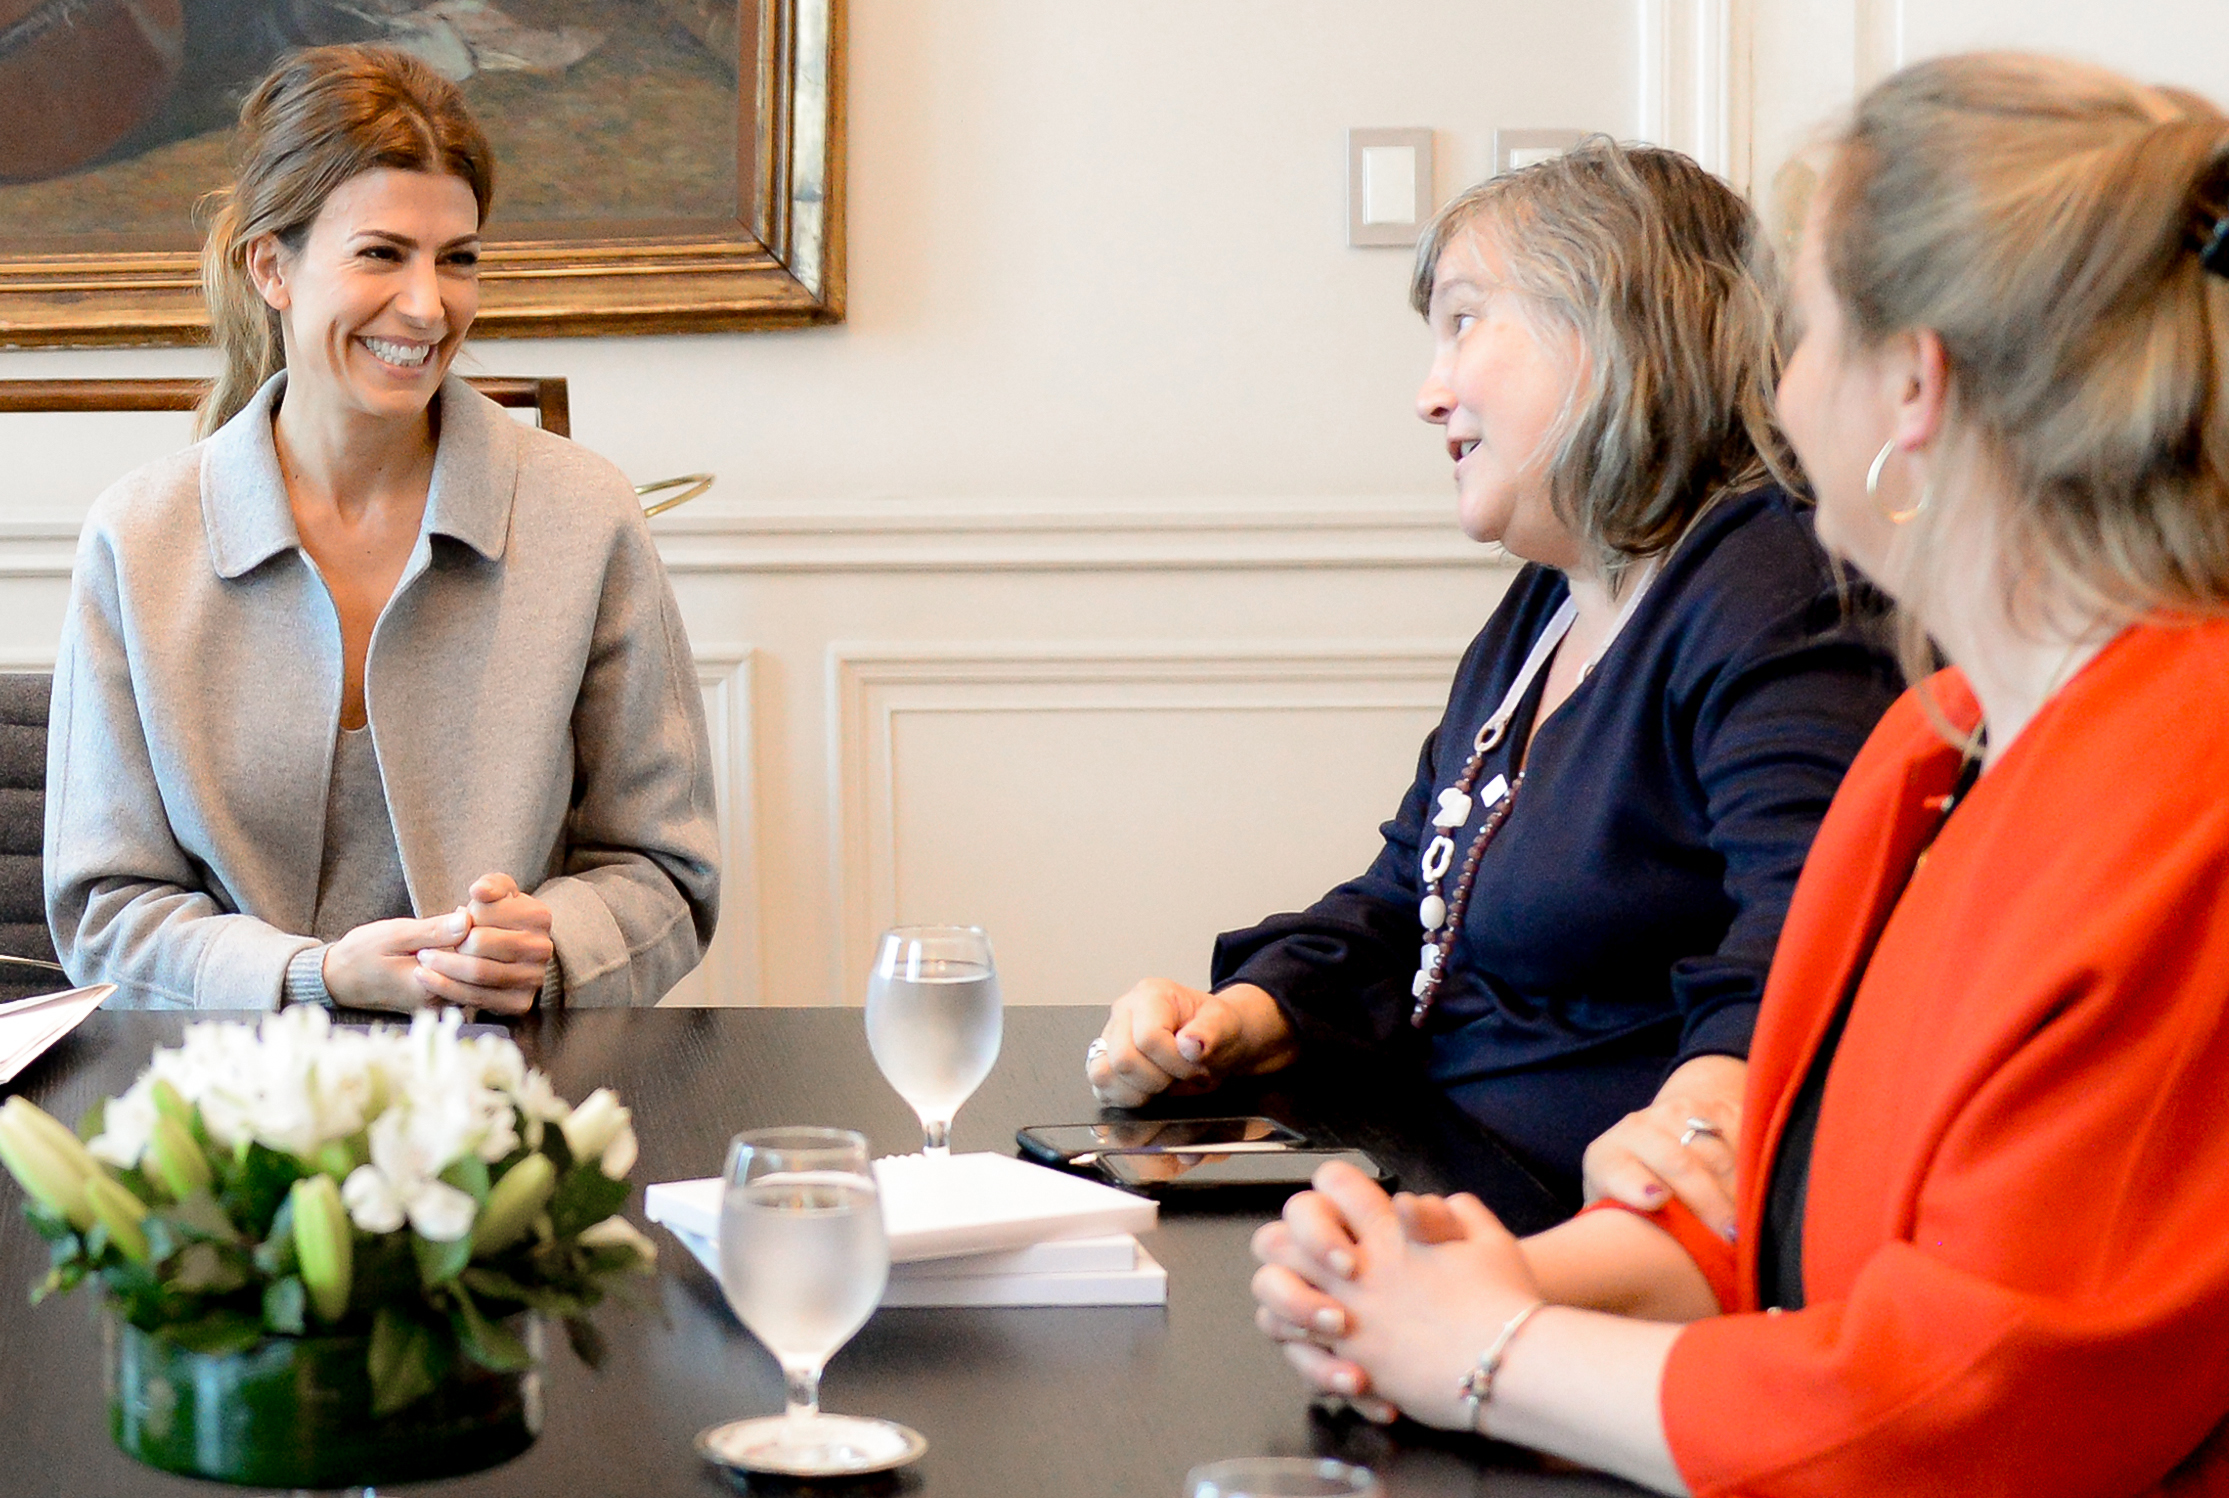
[865,925,1004,1155]
[698,1128,919,1477]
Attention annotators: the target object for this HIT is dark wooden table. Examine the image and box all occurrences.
[0,1007,1645,1497]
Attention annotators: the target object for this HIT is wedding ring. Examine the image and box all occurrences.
[1678,1116,1723,1148]
[1085,1037,1110,1070]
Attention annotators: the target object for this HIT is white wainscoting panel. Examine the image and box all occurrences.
[657,648,761,1008]
[830,644,1468,1011]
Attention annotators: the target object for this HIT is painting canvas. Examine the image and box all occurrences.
[0,0,841,344]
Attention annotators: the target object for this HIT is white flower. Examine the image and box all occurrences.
[87,1081,159,1170]
[561,1089,636,1178]
[341,1164,406,1234]
[405,1180,478,1243]
[599,1123,638,1180]
[578,1215,657,1267]
[94,1006,638,1248]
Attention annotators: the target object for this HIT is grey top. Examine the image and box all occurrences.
[311,727,411,943]
[45,372,721,1010]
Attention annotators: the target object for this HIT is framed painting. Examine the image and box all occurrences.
[0,0,843,346]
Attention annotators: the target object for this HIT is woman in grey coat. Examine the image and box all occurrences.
[45,44,719,1014]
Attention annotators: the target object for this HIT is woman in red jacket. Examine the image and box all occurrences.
[1251,52,2229,1496]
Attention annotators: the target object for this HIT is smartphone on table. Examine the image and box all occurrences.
[1014,1115,1306,1167]
[1097,1147,1395,1195]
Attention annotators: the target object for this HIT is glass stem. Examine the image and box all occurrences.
[922,1118,951,1156]
[784,1361,822,1426]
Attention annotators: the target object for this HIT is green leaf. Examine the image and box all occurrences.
[440,1155,491,1207]
[413,1231,472,1289]
[562,1315,607,1369]
[545,1166,628,1239]
[369,1308,453,1418]
[262,1276,307,1335]
[32,1261,85,1304]
[74,1099,107,1143]
[161,1310,264,1356]
[23,1200,75,1245]
[448,1284,531,1373]
[459,1267,590,1319]
[349,1233,418,1315]
[157,1190,243,1246]
[253,1195,299,1277]
[164,1241,251,1297]
[220,1143,305,1239]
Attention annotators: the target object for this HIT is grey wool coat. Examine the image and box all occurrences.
[45,373,720,1010]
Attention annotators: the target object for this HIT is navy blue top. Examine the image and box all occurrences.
[1210,487,1902,1196]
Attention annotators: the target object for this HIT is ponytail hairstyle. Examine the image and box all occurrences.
[196,45,495,439]
[1817,53,2229,680]
[1409,141,1794,581]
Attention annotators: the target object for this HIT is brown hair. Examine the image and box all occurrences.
[1818,53,2229,669]
[1411,140,1792,578]
[196,45,495,438]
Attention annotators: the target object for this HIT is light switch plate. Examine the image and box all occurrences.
[1348,128,1434,247]
[1494,128,1589,175]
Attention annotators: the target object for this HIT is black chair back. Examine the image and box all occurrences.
[0,673,60,1003]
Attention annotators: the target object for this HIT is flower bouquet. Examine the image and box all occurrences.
[0,1007,656,1487]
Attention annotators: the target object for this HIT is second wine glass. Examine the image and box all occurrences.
[864,925,1003,1155]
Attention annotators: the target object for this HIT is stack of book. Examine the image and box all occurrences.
[646,1150,1166,1307]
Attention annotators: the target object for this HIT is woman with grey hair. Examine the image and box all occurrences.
[1089,142,1900,1224]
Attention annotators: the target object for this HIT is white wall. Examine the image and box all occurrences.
[1750,0,2229,197]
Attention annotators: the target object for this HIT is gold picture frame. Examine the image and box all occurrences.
[0,0,843,348]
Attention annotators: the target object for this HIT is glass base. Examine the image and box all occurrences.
[696,1413,926,1478]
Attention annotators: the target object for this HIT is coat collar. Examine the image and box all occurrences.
[200,371,518,579]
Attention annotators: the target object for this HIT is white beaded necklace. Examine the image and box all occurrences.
[1408,556,1664,1026]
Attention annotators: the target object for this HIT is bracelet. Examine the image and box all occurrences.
[1457,1299,1548,1432]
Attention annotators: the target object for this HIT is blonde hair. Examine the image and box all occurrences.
[1411,140,1793,578]
[196,45,495,439]
[1819,53,2229,657]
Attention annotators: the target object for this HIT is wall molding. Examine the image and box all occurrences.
[662,647,762,1008]
[1639,0,1753,190]
[0,501,1503,579]
[826,640,1469,1002]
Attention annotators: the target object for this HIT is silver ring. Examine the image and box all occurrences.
[1677,1116,1723,1148]
[1085,1037,1110,1070]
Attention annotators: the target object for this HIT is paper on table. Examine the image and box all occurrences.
[644,1150,1158,1264]
[662,1221,1168,1308]
[0,985,112,1086]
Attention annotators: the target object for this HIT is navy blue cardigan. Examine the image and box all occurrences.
[1211,488,1902,1195]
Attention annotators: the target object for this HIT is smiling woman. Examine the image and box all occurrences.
[44,44,721,1018]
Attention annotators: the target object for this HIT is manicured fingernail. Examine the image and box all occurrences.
[1719,1222,1738,1243]
[1312,1308,1345,1336]
[1639,1183,1666,1203]
[1333,1369,1362,1395]
[1176,1034,1204,1062]
[1327,1249,1357,1279]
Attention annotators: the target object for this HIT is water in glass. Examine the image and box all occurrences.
[698,1128,922,1479]
[865,926,1003,1153]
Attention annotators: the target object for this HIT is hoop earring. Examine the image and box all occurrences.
[1865,438,1927,524]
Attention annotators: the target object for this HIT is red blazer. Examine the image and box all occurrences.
[1652,622,2229,1496]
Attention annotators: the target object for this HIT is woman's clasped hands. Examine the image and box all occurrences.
[1251,1160,1545,1433]
[320,872,553,1015]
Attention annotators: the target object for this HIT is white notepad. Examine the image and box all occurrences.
[644,1150,1158,1263]
[661,1222,1169,1308]
[0,984,111,1085]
